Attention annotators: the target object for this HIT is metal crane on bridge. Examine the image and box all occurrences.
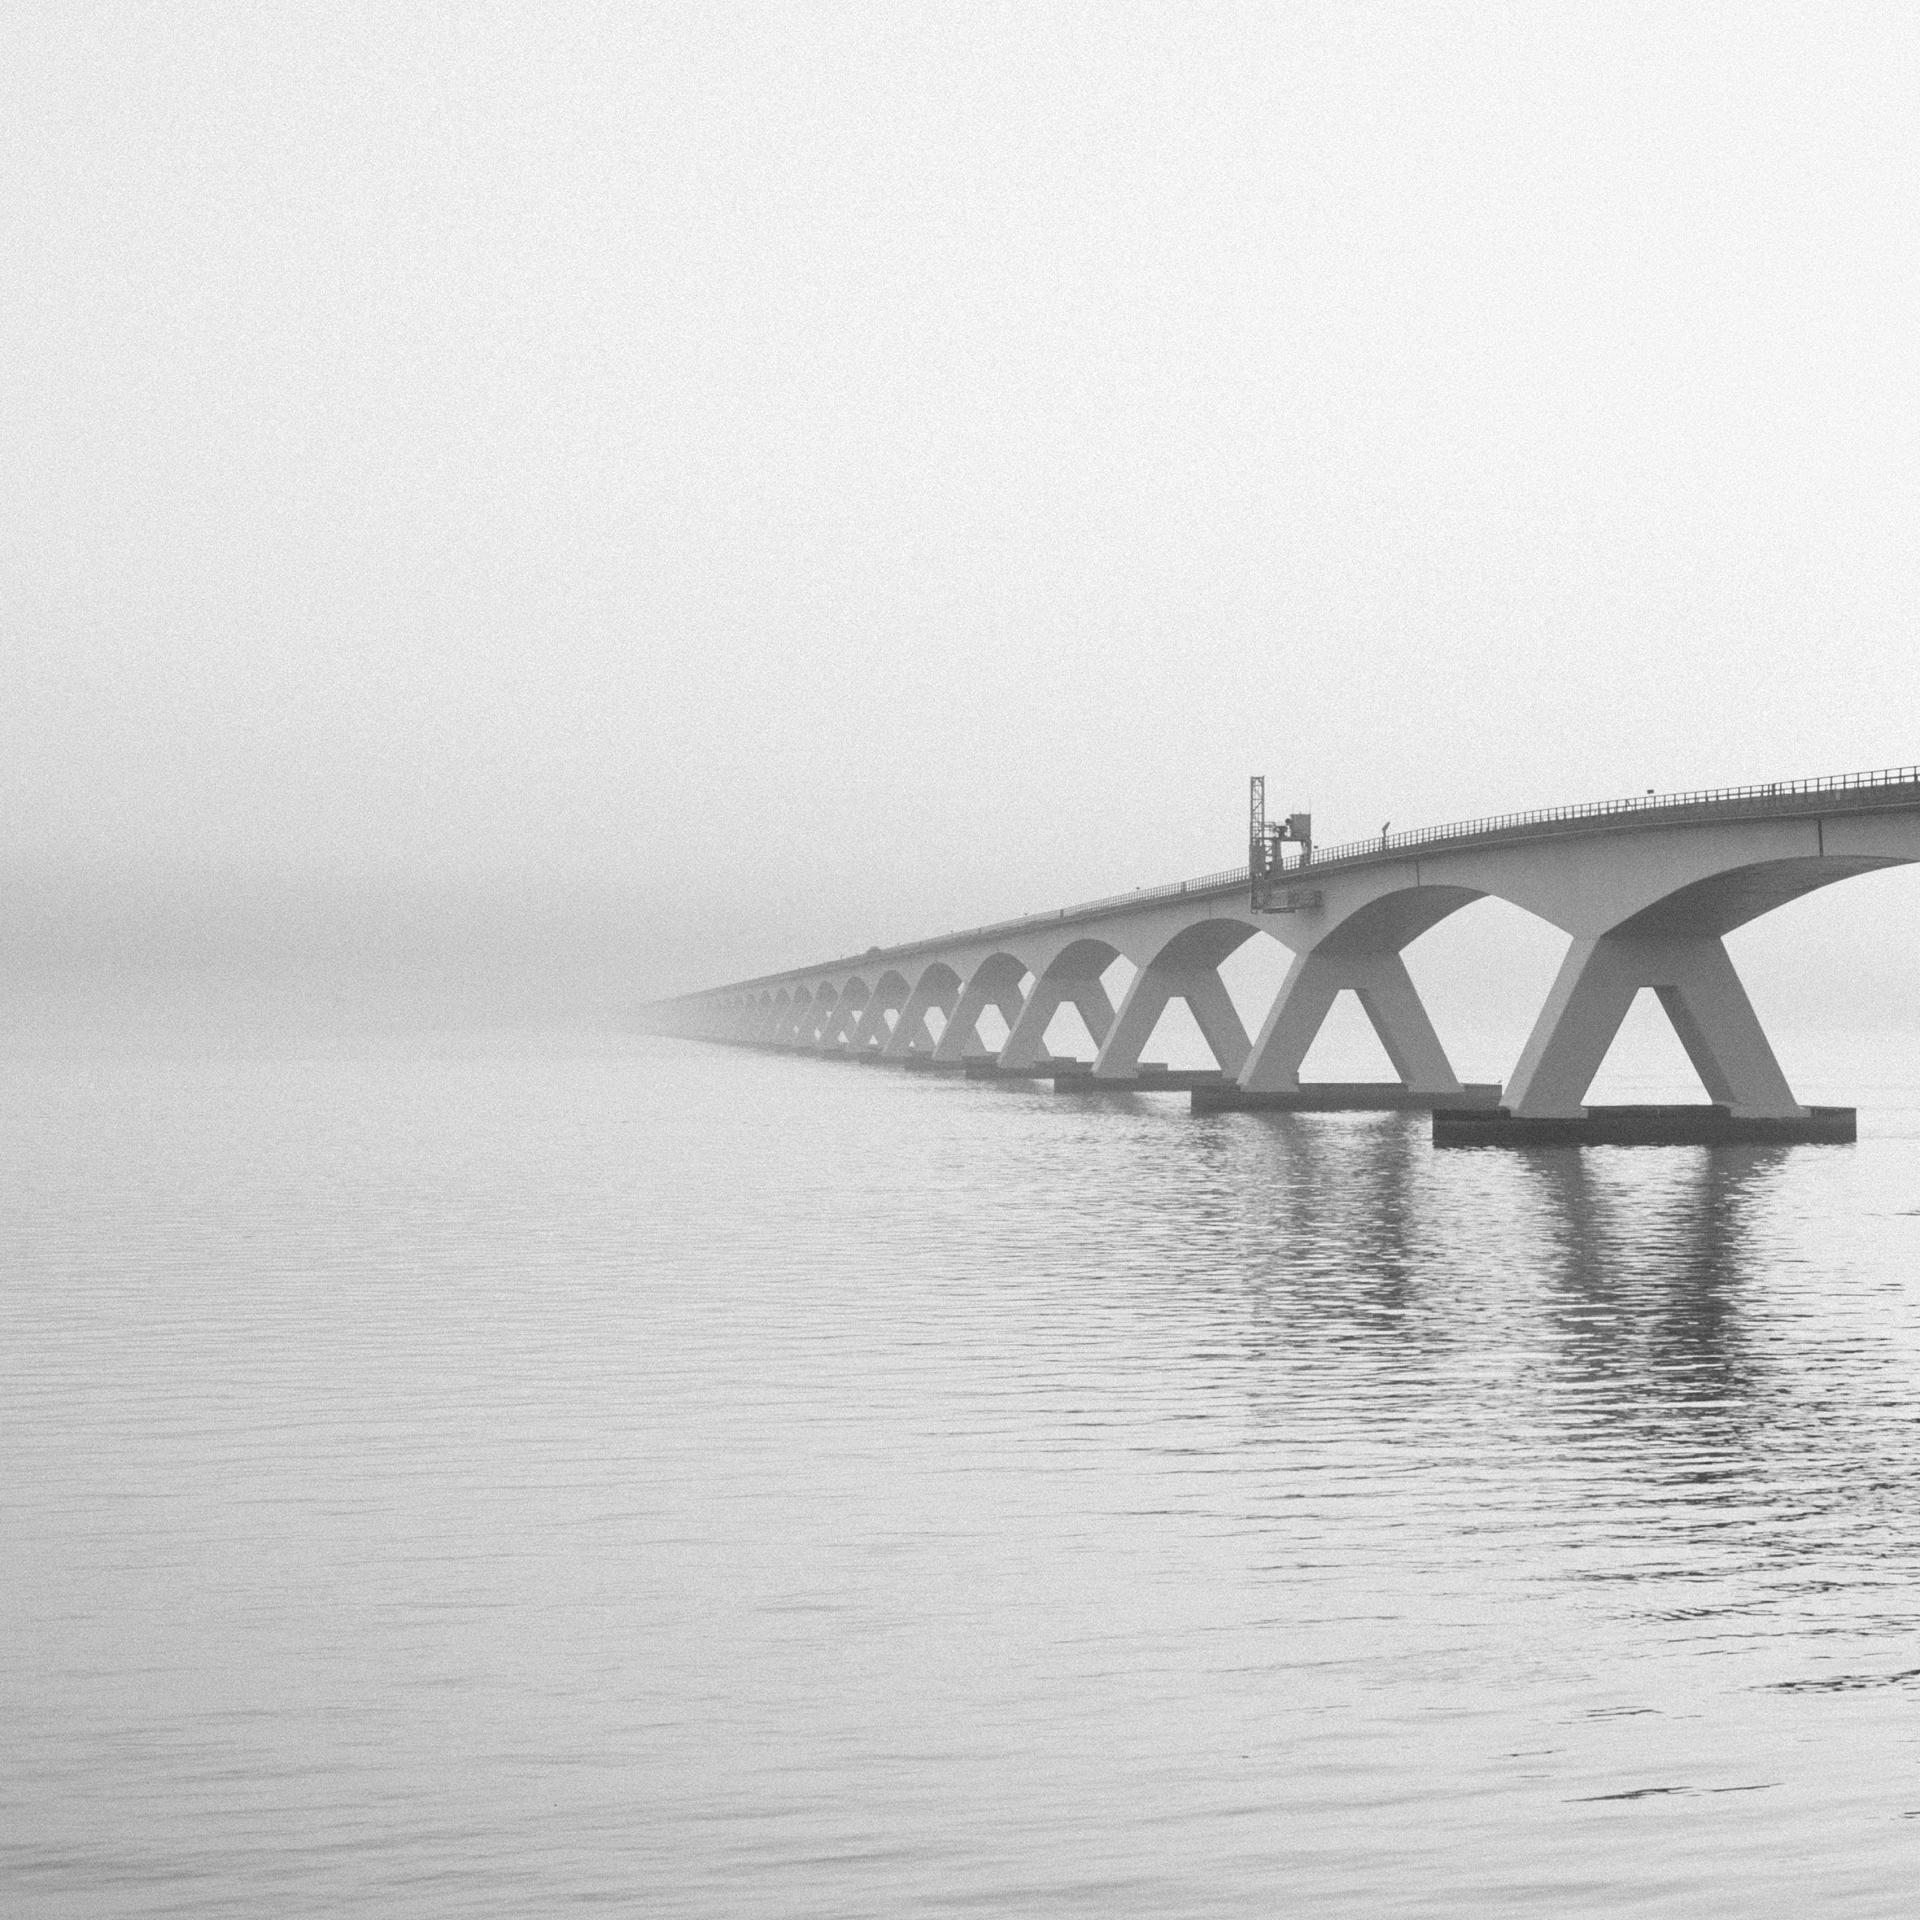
[1248,775,1319,914]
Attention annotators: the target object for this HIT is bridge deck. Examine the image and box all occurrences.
[667,764,1920,1002]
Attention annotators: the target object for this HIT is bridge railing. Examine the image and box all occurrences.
[1057,763,1920,905]
[789,862,1257,981]
[1042,863,1251,917]
[1286,761,1920,873]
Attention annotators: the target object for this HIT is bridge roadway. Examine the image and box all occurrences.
[643,765,1920,1144]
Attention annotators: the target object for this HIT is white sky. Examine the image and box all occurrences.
[6,2,1919,1003]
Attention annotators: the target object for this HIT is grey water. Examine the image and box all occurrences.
[8,1030,1920,1917]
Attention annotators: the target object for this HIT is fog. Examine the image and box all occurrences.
[7,3,1919,1027]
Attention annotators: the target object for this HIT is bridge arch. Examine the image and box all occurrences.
[1040,935,1123,980]
[935,952,1033,1062]
[1237,882,1488,1096]
[1497,849,1920,1119]
[1309,885,1487,956]
[850,969,912,1051]
[1241,848,1920,1103]
[797,981,841,1046]
[997,938,1126,1067]
[1273,843,1920,1117]
[760,990,798,1052]
[1617,852,1914,940]
[819,976,871,1050]
[1138,913,1265,974]
[884,960,963,1058]
[1093,914,1268,1078]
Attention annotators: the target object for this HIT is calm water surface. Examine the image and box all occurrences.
[8,1032,1920,1915]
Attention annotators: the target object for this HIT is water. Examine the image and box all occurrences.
[8,1031,1920,1915]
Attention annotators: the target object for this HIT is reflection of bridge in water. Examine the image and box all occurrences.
[644,767,1920,1145]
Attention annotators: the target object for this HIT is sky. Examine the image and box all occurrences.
[6,1,1919,1023]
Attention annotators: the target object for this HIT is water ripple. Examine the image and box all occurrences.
[6,1039,1920,1915]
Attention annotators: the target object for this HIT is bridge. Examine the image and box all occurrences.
[641,765,1920,1145]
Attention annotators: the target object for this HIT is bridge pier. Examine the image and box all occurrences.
[819,982,868,1051]
[768,991,807,1046]
[883,967,960,1060]
[1505,931,1804,1119]
[1436,929,1853,1146]
[851,977,907,1053]
[798,985,840,1048]
[934,957,1029,1064]
[1093,962,1250,1080]
[1238,946,1465,1099]
[999,969,1115,1068]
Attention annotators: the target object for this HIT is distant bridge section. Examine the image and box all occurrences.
[644,765,1920,1144]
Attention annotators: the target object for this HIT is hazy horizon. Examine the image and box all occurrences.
[8,4,1920,1010]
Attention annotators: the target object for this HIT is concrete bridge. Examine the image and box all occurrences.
[643,766,1920,1144]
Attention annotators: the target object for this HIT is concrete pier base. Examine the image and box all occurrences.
[1053,1065,1227,1093]
[964,1056,1085,1079]
[1192,1081,1504,1114]
[1432,1103,1857,1148]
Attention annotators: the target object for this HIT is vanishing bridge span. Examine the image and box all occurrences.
[643,766,1920,1145]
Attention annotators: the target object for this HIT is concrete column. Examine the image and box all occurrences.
[806,990,844,1052]
[934,963,1029,1063]
[1240,948,1463,1094]
[1093,965,1251,1077]
[1070,981,1117,1044]
[786,989,828,1046]
[884,970,959,1058]
[1504,932,1805,1118]
[999,976,1116,1067]
[820,989,867,1050]
[851,982,905,1052]
[1184,969,1253,1076]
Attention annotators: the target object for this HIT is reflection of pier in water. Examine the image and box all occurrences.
[1204,1119,1788,1390]
[1162,1121,1919,1617]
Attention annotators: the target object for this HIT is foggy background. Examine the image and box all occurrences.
[6,3,1918,1065]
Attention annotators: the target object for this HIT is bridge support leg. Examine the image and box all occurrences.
[1240,948,1463,1094]
[999,975,1116,1067]
[799,989,840,1047]
[1504,932,1806,1118]
[883,974,959,1059]
[851,985,905,1052]
[820,992,866,1050]
[1094,965,1251,1078]
[934,968,1029,1063]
